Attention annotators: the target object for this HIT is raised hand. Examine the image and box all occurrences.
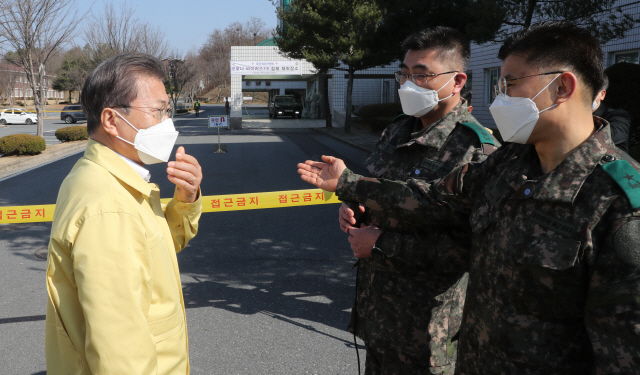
[167,146,202,203]
[297,155,346,192]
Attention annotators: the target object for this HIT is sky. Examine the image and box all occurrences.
[73,0,279,55]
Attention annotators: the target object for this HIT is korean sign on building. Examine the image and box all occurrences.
[230,61,301,75]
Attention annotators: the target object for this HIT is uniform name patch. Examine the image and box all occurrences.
[529,210,575,238]
[419,159,449,175]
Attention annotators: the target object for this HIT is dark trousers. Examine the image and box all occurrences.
[195,108,199,117]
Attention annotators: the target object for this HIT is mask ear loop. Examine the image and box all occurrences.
[436,73,458,102]
[532,74,562,114]
[114,110,139,146]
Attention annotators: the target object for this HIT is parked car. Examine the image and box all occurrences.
[0,108,38,125]
[60,105,86,123]
[268,95,303,119]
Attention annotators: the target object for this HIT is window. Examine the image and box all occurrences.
[255,80,261,86]
[486,68,500,104]
[614,50,639,65]
[265,81,271,86]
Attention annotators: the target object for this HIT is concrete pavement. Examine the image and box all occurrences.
[0,104,380,181]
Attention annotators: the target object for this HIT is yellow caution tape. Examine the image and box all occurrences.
[0,189,341,224]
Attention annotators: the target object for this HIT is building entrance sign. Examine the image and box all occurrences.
[230,61,301,75]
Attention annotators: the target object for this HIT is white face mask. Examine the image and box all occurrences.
[398,74,457,118]
[115,111,179,165]
[592,99,599,111]
[489,74,561,144]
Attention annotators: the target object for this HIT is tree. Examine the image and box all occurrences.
[276,0,390,133]
[164,55,197,120]
[52,47,91,103]
[0,0,82,137]
[371,0,472,62]
[198,17,271,93]
[463,0,639,43]
[83,2,169,68]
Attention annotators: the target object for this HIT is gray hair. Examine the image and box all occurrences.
[81,53,165,135]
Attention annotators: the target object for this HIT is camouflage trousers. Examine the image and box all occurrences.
[364,344,455,375]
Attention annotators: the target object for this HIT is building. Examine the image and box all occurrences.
[0,63,65,103]
[228,0,640,130]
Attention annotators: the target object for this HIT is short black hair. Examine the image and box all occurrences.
[81,53,166,135]
[498,21,604,102]
[401,26,471,71]
[460,86,472,103]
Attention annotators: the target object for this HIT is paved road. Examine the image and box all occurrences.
[0,107,370,374]
[0,104,271,148]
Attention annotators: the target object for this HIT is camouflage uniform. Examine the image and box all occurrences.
[350,101,499,374]
[337,118,640,374]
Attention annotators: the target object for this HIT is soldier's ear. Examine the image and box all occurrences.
[452,73,467,95]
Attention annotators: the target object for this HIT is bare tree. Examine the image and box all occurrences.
[164,53,197,119]
[84,2,169,66]
[0,0,82,137]
[198,17,272,93]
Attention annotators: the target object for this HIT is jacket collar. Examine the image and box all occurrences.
[83,139,153,198]
[405,100,474,150]
[529,117,612,204]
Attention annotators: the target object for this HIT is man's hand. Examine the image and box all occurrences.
[167,146,202,203]
[339,202,365,233]
[348,225,383,258]
[297,155,346,192]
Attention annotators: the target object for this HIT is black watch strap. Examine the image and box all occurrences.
[371,232,386,261]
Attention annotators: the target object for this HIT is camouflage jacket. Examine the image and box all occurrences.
[337,118,640,374]
[349,101,499,373]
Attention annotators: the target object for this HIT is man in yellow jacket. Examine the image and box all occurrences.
[45,53,203,374]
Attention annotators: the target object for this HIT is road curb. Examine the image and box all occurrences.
[0,140,87,181]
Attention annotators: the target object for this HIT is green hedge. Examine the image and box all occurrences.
[55,125,88,142]
[0,134,45,155]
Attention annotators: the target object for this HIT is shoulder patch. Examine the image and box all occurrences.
[601,159,640,209]
[460,122,495,146]
[392,114,409,123]
[614,220,640,268]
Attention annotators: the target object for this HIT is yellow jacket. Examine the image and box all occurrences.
[45,140,202,374]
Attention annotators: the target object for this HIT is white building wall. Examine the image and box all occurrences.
[327,62,399,116]
[230,46,316,128]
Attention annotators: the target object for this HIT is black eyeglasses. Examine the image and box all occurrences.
[498,71,564,96]
[394,71,458,86]
[113,103,172,122]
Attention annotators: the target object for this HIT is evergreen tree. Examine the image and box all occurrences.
[463,0,638,43]
[276,0,389,133]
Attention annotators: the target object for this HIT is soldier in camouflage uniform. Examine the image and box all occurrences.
[298,22,640,373]
[337,28,499,374]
